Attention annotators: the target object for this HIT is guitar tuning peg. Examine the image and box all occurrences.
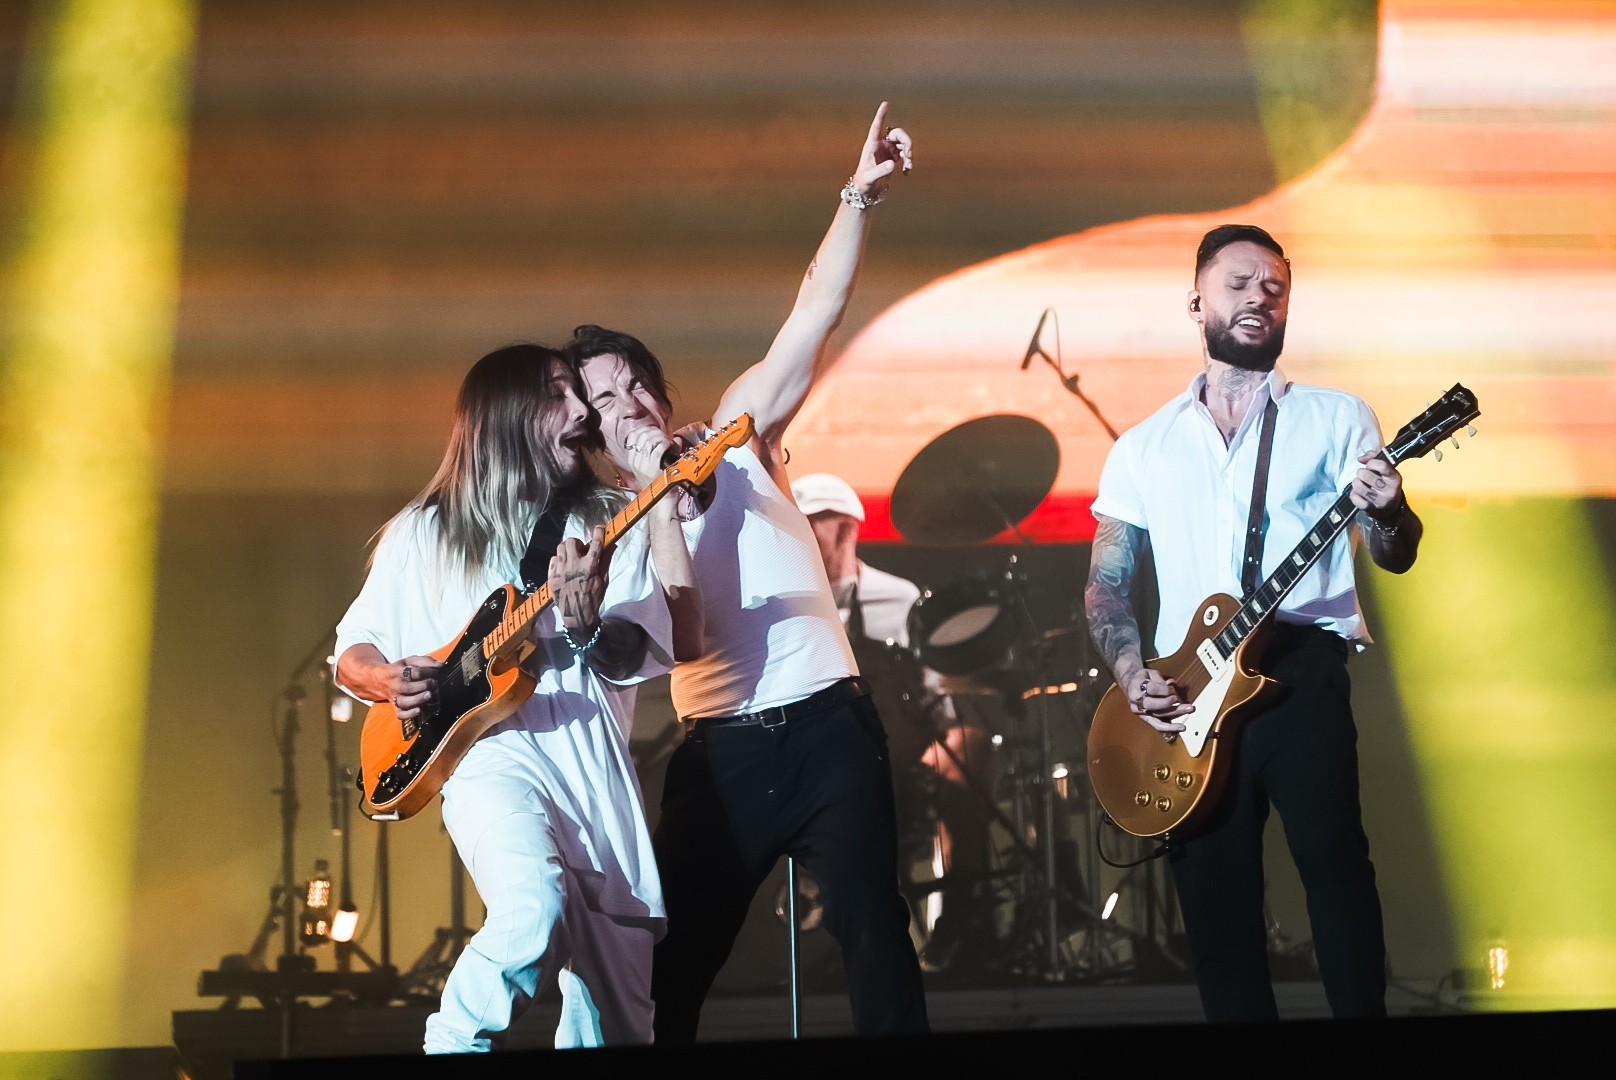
[1467,425,1477,437]
[1450,436,1460,449]
[1433,448,1443,462]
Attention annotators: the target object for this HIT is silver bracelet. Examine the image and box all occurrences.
[561,620,602,653]
[1373,498,1407,538]
[839,176,885,211]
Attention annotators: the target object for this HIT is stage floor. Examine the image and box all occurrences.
[160,976,1582,1080]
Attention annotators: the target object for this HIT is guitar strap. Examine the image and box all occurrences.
[1241,394,1281,599]
[518,501,570,592]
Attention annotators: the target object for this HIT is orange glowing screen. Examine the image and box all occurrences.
[788,0,1616,543]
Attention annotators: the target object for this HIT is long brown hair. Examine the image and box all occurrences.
[386,344,573,584]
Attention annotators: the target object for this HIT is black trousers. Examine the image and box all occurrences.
[1167,624,1387,1022]
[650,689,930,1043]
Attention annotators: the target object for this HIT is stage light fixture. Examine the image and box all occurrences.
[331,902,359,944]
[301,859,333,946]
[1051,762,1071,800]
[1487,938,1509,991]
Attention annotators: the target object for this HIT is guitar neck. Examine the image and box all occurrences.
[482,471,680,660]
[1212,486,1362,659]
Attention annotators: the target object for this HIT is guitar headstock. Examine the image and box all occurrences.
[663,413,755,488]
[1385,383,1480,466]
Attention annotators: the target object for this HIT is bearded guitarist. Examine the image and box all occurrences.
[1083,225,1424,1023]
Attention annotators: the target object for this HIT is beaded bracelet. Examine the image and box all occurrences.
[561,620,602,653]
[839,177,885,210]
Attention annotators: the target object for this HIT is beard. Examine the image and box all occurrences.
[1205,313,1286,372]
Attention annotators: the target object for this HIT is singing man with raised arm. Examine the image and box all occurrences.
[569,103,930,1044]
[1084,225,1423,1022]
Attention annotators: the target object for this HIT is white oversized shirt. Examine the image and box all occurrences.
[1091,368,1383,656]
[333,502,674,919]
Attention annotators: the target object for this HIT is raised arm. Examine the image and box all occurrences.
[712,101,913,469]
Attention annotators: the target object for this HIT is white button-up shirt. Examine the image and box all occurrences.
[1091,368,1383,656]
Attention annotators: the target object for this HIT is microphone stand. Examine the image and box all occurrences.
[1021,308,1121,440]
[270,632,332,1056]
[325,658,395,993]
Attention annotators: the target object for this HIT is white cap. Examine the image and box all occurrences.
[790,472,865,521]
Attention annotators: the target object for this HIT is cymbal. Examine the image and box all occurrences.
[889,415,1060,544]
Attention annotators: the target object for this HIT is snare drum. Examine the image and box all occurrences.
[907,577,1017,676]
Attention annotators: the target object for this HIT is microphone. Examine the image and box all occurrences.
[1021,308,1053,370]
[660,436,691,469]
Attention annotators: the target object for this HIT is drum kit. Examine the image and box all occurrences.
[864,414,1181,985]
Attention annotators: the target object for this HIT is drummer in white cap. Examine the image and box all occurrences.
[790,472,995,976]
[791,472,922,648]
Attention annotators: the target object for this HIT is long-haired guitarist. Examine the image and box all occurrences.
[570,103,930,1044]
[333,343,695,1050]
[1083,225,1424,1022]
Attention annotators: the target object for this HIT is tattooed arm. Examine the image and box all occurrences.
[546,526,650,682]
[1084,514,1193,732]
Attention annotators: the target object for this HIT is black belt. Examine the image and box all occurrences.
[687,677,868,731]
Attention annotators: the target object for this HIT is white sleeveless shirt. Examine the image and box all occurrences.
[671,443,858,718]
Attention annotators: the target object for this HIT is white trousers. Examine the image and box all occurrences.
[423,801,658,1052]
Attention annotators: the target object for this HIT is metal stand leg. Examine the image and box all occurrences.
[787,856,801,1039]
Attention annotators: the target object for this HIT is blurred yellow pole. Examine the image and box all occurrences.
[0,0,197,1052]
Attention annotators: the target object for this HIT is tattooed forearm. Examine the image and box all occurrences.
[582,619,650,682]
[1084,516,1148,681]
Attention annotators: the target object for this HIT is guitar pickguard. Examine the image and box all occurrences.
[366,592,502,805]
[1179,648,1236,758]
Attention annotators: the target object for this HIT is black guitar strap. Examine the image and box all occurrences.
[1241,394,1281,599]
[518,501,570,592]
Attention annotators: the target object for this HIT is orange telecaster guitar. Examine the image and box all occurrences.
[1087,384,1479,839]
[357,414,754,821]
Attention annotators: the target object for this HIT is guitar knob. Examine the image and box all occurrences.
[1155,796,1173,812]
[1152,764,1171,780]
[1175,771,1193,789]
[1134,791,1151,806]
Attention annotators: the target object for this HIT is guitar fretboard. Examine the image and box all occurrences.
[480,470,679,660]
[1212,488,1361,659]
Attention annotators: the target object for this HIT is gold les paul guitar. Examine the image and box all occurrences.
[1086,384,1479,839]
[357,414,754,821]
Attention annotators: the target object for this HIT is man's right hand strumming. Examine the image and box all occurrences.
[335,645,443,720]
[1118,662,1193,734]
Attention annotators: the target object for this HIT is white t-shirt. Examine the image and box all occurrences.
[333,502,673,918]
[1091,368,1382,656]
[671,443,858,718]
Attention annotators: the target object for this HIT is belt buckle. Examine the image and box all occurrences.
[759,705,789,730]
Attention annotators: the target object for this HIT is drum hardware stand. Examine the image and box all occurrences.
[321,660,400,993]
[998,561,1159,984]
